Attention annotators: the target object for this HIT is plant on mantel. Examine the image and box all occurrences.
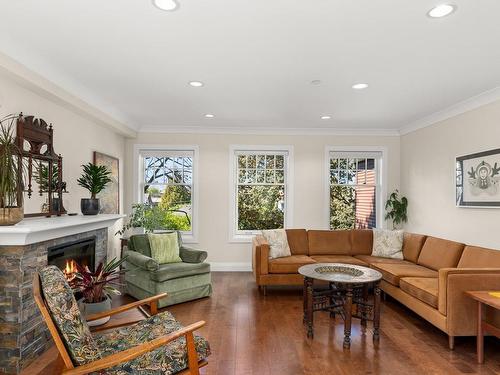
[77,162,111,215]
[0,114,24,225]
[385,190,408,229]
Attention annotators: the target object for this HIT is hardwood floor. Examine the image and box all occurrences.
[24,272,500,375]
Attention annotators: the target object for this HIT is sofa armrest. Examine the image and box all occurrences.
[438,267,500,335]
[179,246,208,263]
[252,235,269,279]
[124,250,159,271]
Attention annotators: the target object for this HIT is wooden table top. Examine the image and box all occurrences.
[465,291,500,309]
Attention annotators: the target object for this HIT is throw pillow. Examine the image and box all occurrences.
[372,229,404,259]
[147,233,183,264]
[261,229,291,259]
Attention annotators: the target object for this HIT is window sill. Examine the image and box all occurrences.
[228,234,256,244]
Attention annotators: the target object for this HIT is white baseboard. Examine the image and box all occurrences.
[210,262,252,272]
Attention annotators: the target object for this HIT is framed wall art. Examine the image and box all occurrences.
[93,151,120,214]
[456,148,500,207]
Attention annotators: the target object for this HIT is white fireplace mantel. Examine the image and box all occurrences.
[0,214,125,246]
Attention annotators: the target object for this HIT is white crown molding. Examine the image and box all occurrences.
[0,51,137,138]
[209,262,252,272]
[400,86,500,136]
[139,125,400,137]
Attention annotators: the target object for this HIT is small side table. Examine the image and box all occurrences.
[465,291,500,364]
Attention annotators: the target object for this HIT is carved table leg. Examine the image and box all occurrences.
[373,281,381,342]
[329,282,336,319]
[361,284,368,332]
[343,286,353,349]
[303,277,307,324]
[306,277,314,338]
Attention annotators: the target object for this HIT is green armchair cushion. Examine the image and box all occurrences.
[151,262,211,282]
[39,266,101,366]
[148,233,182,264]
[124,249,159,271]
[95,311,210,374]
[129,232,184,258]
[179,246,208,263]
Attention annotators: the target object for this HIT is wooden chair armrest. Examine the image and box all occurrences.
[63,320,206,375]
[86,293,167,322]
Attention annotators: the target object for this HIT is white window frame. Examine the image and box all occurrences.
[229,145,294,243]
[133,144,199,243]
[324,146,387,230]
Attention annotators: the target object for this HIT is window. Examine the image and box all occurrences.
[328,150,383,230]
[135,146,198,241]
[230,146,293,240]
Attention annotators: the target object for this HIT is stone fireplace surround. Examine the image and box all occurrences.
[0,214,123,374]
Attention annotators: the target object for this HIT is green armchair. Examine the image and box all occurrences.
[124,232,212,308]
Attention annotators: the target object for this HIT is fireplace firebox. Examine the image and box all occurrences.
[48,237,96,279]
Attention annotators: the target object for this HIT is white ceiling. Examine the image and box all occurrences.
[1,0,500,133]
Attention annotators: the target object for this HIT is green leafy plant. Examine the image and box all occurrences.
[116,203,190,235]
[385,190,408,229]
[0,114,23,209]
[77,163,112,199]
[70,257,126,303]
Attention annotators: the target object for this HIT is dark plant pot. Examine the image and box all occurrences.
[81,198,100,215]
[52,197,61,212]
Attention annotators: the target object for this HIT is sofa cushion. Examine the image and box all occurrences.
[417,237,465,271]
[402,233,427,263]
[285,229,309,255]
[370,263,438,286]
[399,277,438,309]
[371,229,404,259]
[310,255,368,267]
[262,229,291,259]
[151,262,211,282]
[457,246,500,268]
[268,255,316,274]
[308,230,351,255]
[354,255,412,266]
[351,230,373,255]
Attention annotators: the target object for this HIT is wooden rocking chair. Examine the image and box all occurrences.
[33,269,209,375]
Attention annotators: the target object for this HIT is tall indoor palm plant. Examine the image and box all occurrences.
[0,114,23,225]
[77,162,111,215]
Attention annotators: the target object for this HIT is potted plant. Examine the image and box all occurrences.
[77,162,111,215]
[0,114,24,225]
[70,257,126,326]
[385,190,408,229]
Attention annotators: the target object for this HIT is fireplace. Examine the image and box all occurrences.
[48,237,96,279]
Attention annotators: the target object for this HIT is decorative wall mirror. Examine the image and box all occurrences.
[16,114,67,217]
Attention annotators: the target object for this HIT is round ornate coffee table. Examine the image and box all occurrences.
[298,263,383,348]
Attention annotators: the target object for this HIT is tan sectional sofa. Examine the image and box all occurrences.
[252,229,500,348]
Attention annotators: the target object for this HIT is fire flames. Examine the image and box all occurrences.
[63,260,77,281]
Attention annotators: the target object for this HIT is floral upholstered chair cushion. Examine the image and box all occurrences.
[372,229,404,259]
[94,311,211,374]
[39,266,102,365]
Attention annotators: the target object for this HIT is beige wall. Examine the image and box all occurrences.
[0,72,126,258]
[125,133,400,268]
[401,100,500,249]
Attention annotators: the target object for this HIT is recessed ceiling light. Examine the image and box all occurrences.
[352,83,369,90]
[188,81,204,87]
[321,115,332,120]
[204,114,215,118]
[311,80,322,86]
[427,4,456,18]
[152,0,179,11]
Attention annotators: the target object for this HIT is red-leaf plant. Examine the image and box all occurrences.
[70,257,127,304]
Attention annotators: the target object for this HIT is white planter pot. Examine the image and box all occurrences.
[78,297,112,327]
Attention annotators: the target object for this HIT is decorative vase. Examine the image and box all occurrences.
[81,198,100,215]
[0,207,24,226]
[78,296,112,326]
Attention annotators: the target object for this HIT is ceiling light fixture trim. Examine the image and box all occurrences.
[152,0,179,11]
[189,81,204,87]
[427,4,457,18]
